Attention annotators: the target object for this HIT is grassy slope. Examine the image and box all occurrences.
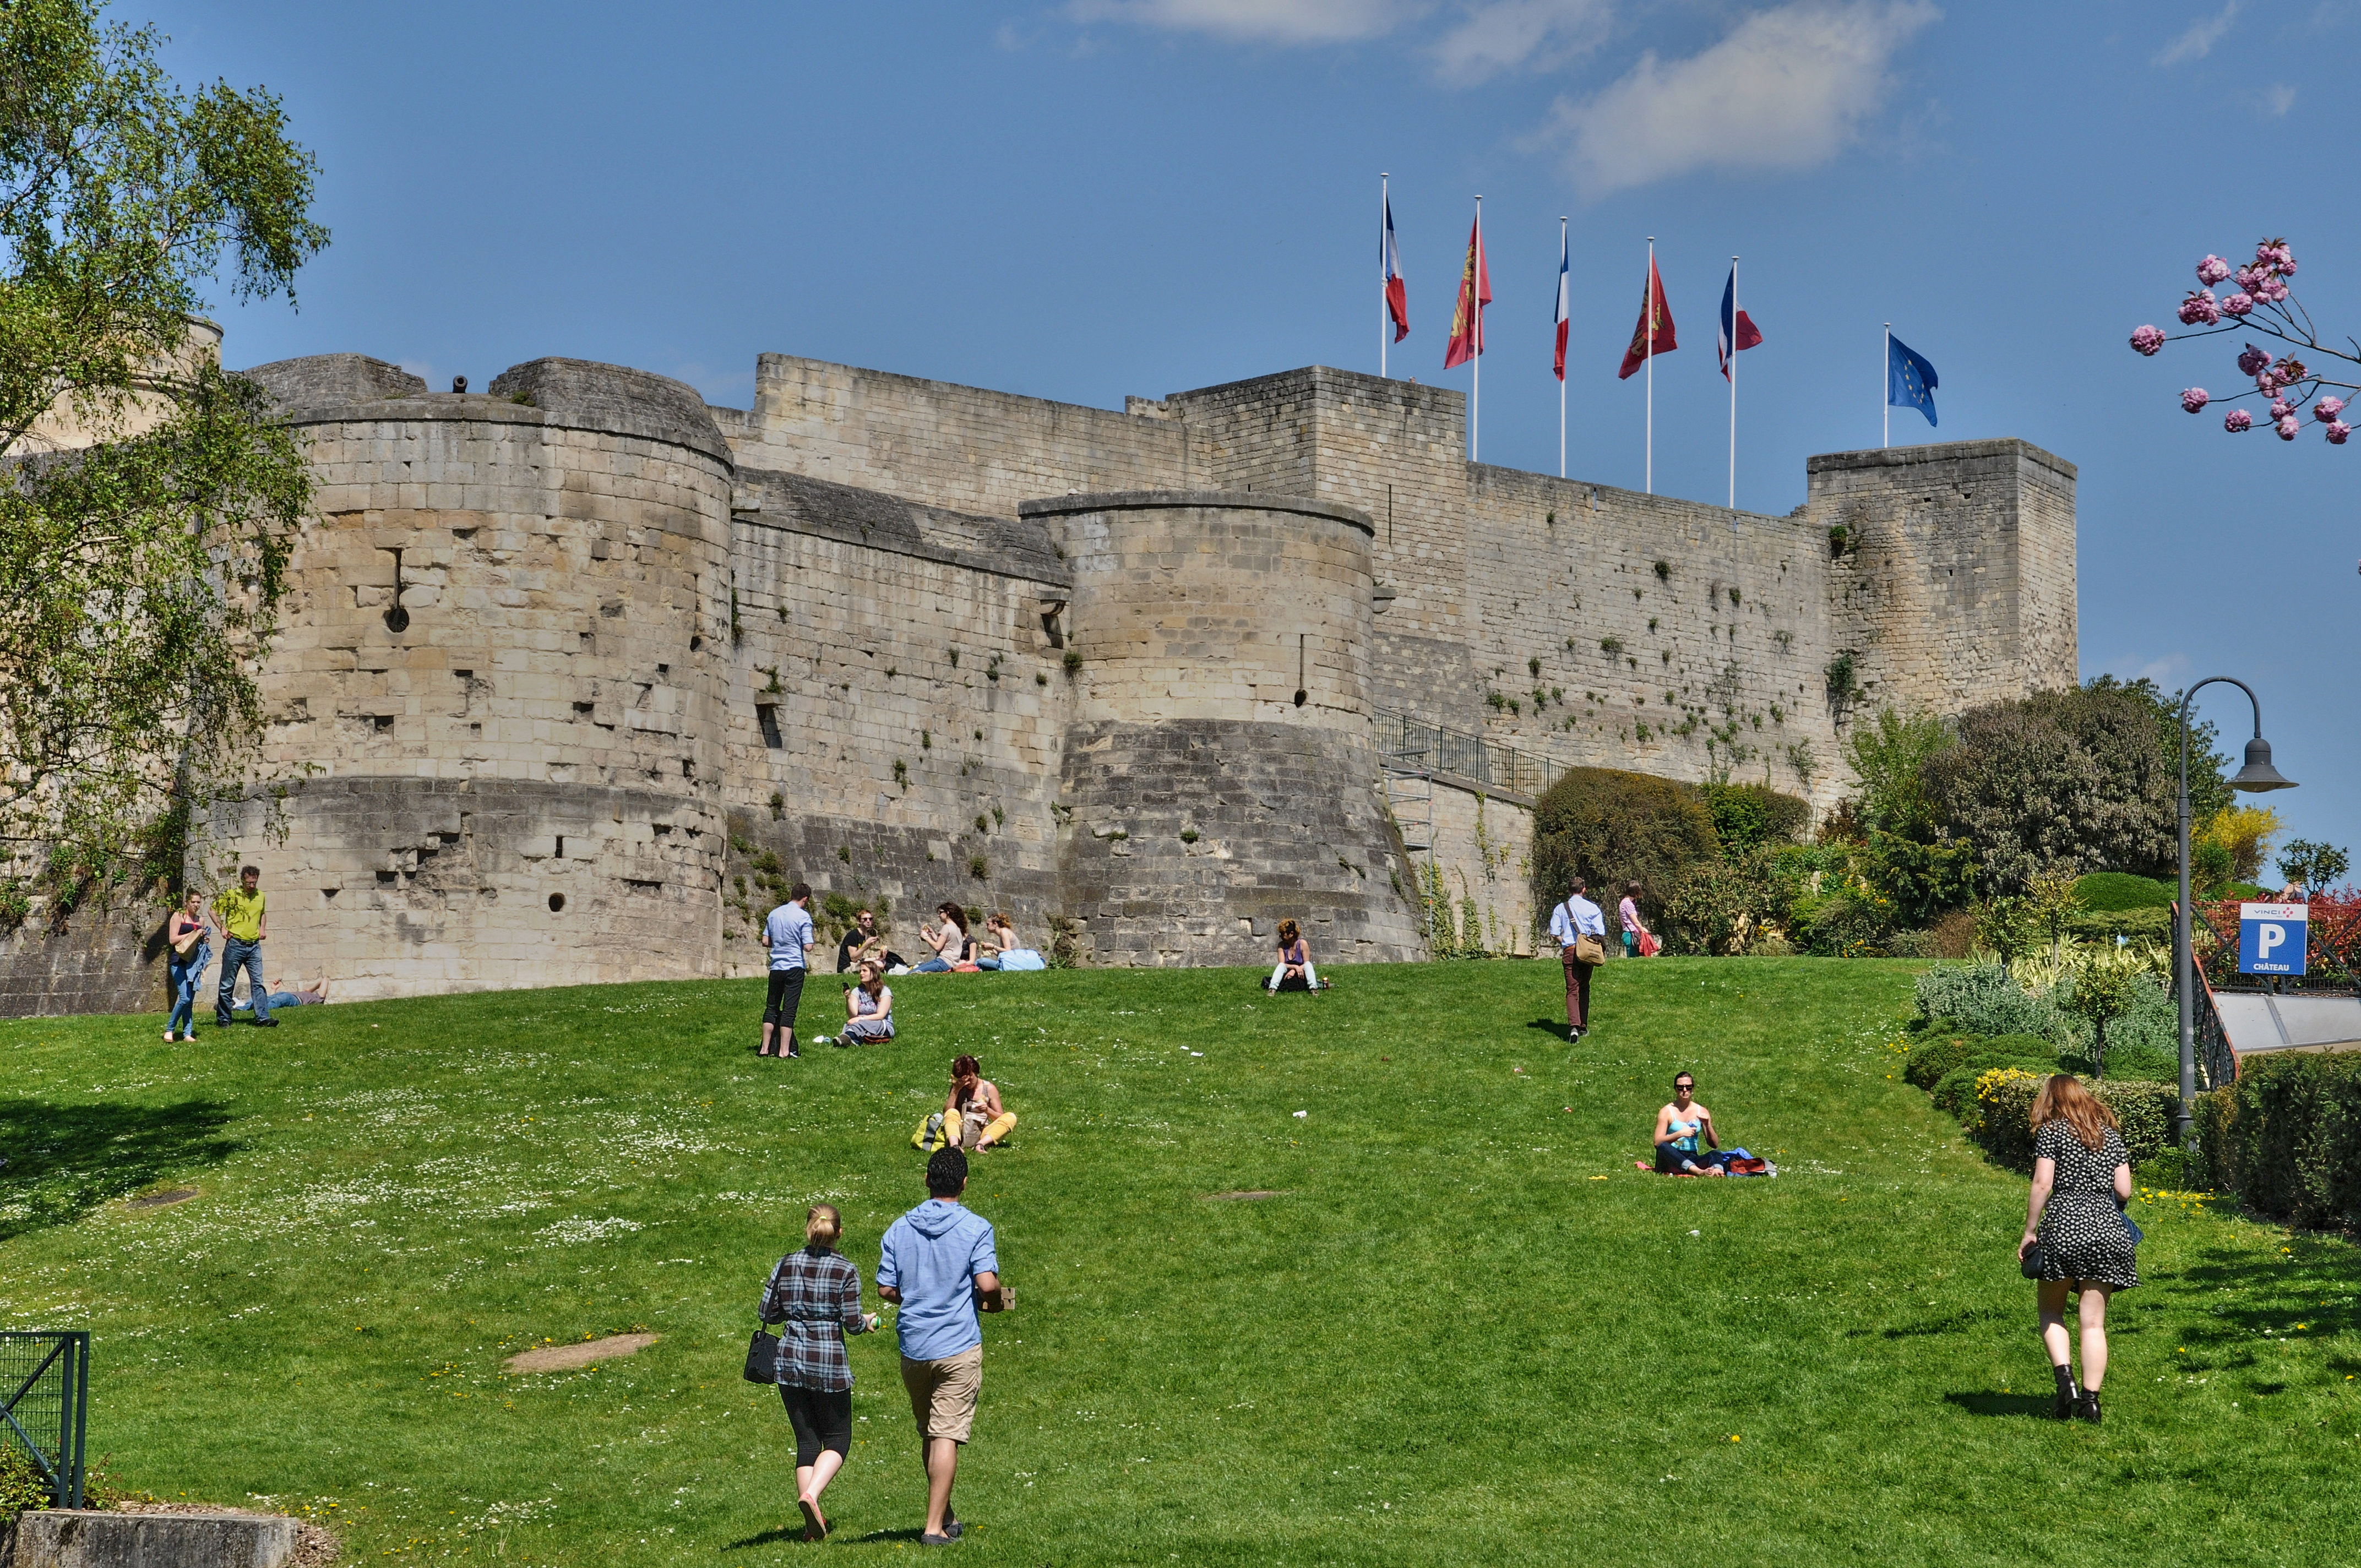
[2,959,2356,1567]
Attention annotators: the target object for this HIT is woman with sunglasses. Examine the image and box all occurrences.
[1652,1072,1722,1175]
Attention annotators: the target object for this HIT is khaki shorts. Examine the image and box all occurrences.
[901,1345,983,1443]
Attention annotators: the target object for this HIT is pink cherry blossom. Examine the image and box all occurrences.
[2180,388,2210,413]
[2328,420,2352,445]
[2221,293,2254,317]
[2259,242,2292,268]
[2277,255,2297,276]
[2224,409,2254,432]
[2259,279,2290,304]
[2130,325,2166,356]
[2257,371,2279,394]
[2180,290,2222,324]
[2238,344,2272,376]
[2270,398,2295,420]
[2235,265,2268,292]
[2196,255,2232,285]
[2316,396,2347,421]
[2277,415,2300,440]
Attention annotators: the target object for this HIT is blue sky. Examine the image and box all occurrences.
[150,0,2359,864]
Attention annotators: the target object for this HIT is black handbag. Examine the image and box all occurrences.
[2019,1241,2045,1281]
[743,1322,780,1384]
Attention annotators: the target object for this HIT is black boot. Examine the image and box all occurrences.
[2050,1364,2080,1422]
[2075,1389,2103,1425]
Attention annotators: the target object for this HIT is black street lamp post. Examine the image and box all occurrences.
[2175,677,2297,1147]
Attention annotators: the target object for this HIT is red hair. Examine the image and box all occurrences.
[2030,1074,2117,1152]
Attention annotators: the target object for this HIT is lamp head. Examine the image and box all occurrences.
[2229,734,2297,793]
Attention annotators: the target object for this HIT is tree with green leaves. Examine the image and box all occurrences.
[2061,947,2144,1080]
[1,0,327,912]
[2277,839,2351,894]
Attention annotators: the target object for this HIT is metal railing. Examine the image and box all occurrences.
[1370,706,1555,797]
[2,1331,88,1509]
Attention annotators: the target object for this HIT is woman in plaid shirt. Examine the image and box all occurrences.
[759,1204,880,1541]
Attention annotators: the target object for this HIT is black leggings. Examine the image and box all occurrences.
[780,1384,852,1466]
[762,968,806,1028]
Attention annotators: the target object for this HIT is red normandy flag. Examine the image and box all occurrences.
[1443,210,1490,370]
[1617,254,1677,379]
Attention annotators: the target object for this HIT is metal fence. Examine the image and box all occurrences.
[1370,707,1554,797]
[2,1332,88,1509]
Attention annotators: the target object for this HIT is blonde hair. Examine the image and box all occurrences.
[2030,1074,2117,1153]
[804,1204,843,1248]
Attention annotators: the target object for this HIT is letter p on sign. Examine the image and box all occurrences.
[2238,902,2309,976]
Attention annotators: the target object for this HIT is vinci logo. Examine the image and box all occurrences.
[2238,902,2309,976]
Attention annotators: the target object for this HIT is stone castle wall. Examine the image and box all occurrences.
[0,347,2076,1014]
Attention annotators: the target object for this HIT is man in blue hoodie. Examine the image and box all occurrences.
[878,1147,1004,1547]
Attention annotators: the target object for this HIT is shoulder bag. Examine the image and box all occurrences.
[1574,932,1607,966]
[743,1257,785,1383]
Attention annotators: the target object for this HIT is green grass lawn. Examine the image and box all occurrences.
[3,958,2357,1566]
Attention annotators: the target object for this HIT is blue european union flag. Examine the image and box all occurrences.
[1887,333,1939,427]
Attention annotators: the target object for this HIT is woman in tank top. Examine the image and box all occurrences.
[1652,1071,1721,1174]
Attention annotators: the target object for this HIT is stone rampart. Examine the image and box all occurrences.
[0,345,2076,1013]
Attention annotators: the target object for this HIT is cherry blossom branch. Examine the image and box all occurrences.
[2130,238,2355,444]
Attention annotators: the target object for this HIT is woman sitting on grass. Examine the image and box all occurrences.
[1266,919,1319,992]
[2019,1074,2137,1425]
[948,1054,1016,1150]
[823,961,894,1047]
[911,905,982,973]
[976,912,1045,971]
[1652,1072,1722,1175]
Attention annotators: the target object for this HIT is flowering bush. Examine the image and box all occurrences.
[2130,237,2356,444]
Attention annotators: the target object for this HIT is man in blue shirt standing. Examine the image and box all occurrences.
[760,882,817,1059]
[1547,876,1608,1040]
[877,1148,1005,1548]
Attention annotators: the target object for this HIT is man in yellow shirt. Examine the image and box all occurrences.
[212,865,278,1027]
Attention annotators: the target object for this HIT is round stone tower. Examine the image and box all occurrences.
[1018,491,1422,967]
[197,356,735,999]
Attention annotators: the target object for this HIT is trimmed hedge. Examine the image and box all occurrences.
[1531,767,1721,925]
[2064,906,2172,944]
[1905,1030,2054,1090]
[2071,872,2174,912]
[1969,1070,2173,1173]
[2191,1051,2361,1229]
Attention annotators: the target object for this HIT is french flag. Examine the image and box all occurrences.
[1383,195,1408,342]
[1718,266,1762,380]
[1552,226,1571,382]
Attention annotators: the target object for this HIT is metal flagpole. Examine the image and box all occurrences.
[1727,257,1740,508]
[1883,323,1891,449]
[1645,237,1655,496]
[1559,216,1568,480]
[1380,173,1389,380]
[1472,195,1482,464]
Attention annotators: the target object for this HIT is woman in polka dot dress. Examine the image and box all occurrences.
[2017,1074,2137,1424]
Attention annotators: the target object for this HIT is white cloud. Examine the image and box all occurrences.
[2261,81,2297,116]
[2102,652,2190,685]
[1433,0,1617,85]
[1536,1,1940,198]
[1065,0,1427,43]
[2154,3,2239,66]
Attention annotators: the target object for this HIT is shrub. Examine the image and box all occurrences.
[1928,908,1979,957]
[2055,971,2177,1082]
[1970,1068,2047,1169]
[2072,872,2174,912]
[1531,766,1720,929]
[1806,891,1895,956]
[2063,906,2172,944]
[1908,1031,2055,1090]
[1699,782,1811,858]
[1862,831,1979,927]
[2094,1081,2174,1169]
[1913,962,2065,1042]
[2190,1050,2361,1228]
[1664,856,1779,955]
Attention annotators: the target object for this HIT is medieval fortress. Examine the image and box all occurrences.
[3,343,2077,1013]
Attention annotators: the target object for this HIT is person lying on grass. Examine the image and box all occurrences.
[1652,1071,1722,1175]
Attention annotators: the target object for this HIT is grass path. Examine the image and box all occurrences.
[3,958,2357,1565]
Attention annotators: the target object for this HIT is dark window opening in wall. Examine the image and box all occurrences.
[756,704,784,749]
[384,547,410,633]
[681,758,695,779]
[548,892,566,913]
[555,836,565,859]
[371,715,394,733]
[690,635,704,652]
[376,870,397,886]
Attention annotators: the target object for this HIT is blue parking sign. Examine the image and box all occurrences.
[2238,902,2309,976]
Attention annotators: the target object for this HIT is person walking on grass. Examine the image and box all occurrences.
[212,866,277,1029]
[2019,1075,2138,1424]
[164,890,210,1042]
[760,883,817,1059]
[760,1202,881,1542]
[1618,881,1653,958]
[1547,878,1607,1039]
[878,1148,1007,1548]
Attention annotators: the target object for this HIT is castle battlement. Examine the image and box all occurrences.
[0,347,2076,1013]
